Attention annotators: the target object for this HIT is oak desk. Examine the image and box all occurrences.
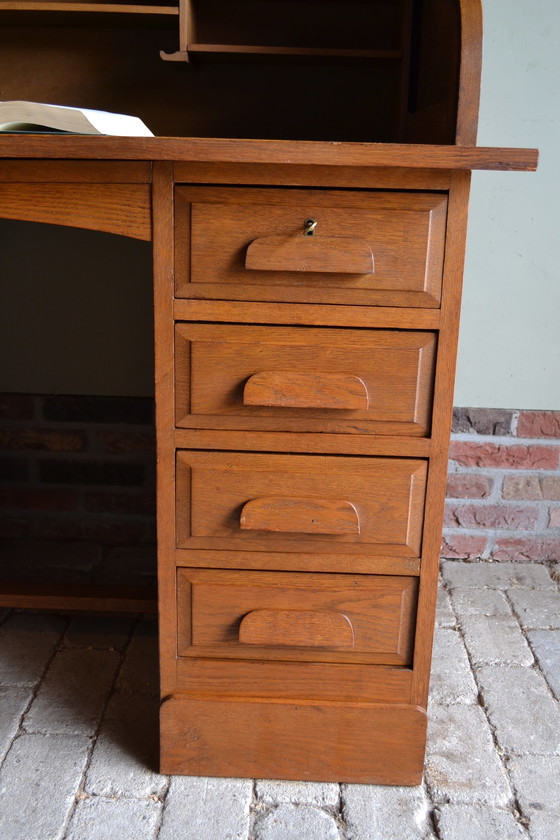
[0,135,536,781]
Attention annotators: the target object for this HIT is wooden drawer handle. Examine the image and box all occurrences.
[243,371,369,410]
[239,609,355,648]
[245,233,375,274]
[239,496,361,535]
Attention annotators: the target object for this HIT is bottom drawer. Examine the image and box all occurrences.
[177,568,418,666]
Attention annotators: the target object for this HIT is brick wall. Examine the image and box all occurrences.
[444,408,560,566]
[1,396,559,585]
[0,394,156,586]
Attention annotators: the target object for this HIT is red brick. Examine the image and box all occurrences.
[0,538,101,584]
[449,441,559,470]
[99,545,157,586]
[0,518,31,538]
[549,507,560,529]
[0,457,29,482]
[0,394,35,420]
[84,491,156,516]
[491,536,560,563]
[0,488,79,512]
[441,533,488,560]
[43,395,154,424]
[452,408,514,436]
[38,460,144,486]
[541,476,560,501]
[0,538,101,571]
[502,475,543,500]
[0,427,87,452]
[446,474,493,499]
[98,431,156,454]
[517,410,560,439]
[34,518,146,545]
[444,503,539,530]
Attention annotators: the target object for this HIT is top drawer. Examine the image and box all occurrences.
[175,187,447,308]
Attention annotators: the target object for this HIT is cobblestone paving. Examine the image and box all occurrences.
[0,561,559,839]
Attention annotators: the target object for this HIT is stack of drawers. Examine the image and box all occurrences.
[160,179,451,784]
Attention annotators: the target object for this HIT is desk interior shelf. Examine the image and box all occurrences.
[162,0,412,65]
[0,0,178,14]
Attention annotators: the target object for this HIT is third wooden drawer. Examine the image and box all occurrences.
[176,450,427,557]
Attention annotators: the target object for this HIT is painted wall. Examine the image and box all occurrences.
[456,0,560,409]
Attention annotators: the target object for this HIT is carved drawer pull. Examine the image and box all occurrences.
[239,496,361,535]
[245,229,375,274]
[238,609,355,648]
[243,371,369,410]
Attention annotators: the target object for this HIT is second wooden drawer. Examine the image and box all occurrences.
[175,324,436,436]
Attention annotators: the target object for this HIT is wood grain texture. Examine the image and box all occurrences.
[0,2,178,12]
[238,609,355,648]
[174,657,413,704]
[0,183,151,239]
[175,323,436,437]
[173,298,442,329]
[456,0,483,145]
[0,582,156,613]
[410,170,474,707]
[245,231,375,274]
[173,162,453,190]
[0,161,151,183]
[177,568,417,665]
[173,548,421,577]
[151,161,178,697]
[240,497,361,536]
[0,136,538,170]
[175,451,427,557]
[174,429,432,458]
[160,695,427,784]
[243,371,369,410]
[175,186,447,307]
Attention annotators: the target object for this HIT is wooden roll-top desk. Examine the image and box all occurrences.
[0,0,537,782]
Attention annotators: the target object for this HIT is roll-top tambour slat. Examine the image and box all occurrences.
[240,496,361,535]
[245,232,375,274]
[243,371,369,410]
[238,609,355,648]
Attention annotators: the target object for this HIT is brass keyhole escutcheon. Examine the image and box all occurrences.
[304,218,317,236]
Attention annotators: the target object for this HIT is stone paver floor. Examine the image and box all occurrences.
[0,560,559,840]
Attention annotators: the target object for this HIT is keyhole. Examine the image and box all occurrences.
[304,218,317,236]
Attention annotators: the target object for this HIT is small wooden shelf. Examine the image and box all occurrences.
[0,581,157,613]
[161,0,410,67]
[0,0,178,14]
[187,43,402,60]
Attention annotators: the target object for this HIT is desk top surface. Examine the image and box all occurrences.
[0,135,538,172]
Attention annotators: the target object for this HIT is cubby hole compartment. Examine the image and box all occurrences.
[189,0,410,56]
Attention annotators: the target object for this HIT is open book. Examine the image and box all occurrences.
[0,101,154,136]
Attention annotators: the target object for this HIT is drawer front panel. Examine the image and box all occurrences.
[177,568,418,665]
[176,451,427,556]
[175,187,447,307]
[175,324,436,436]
